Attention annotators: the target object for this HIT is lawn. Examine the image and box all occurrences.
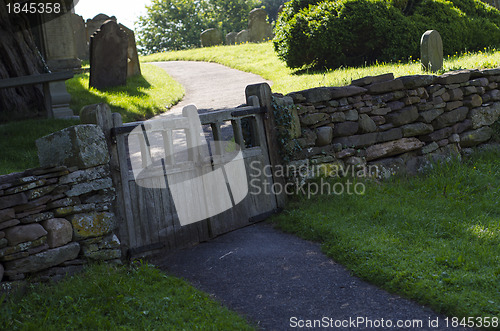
[141,42,500,94]
[271,148,500,320]
[0,263,255,330]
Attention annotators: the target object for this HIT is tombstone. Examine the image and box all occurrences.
[71,13,88,61]
[226,32,238,45]
[248,8,273,43]
[200,28,223,47]
[86,14,117,44]
[236,29,249,44]
[118,23,141,77]
[421,30,443,72]
[89,20,128,89]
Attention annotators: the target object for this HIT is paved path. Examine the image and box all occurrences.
[152,61,271,113]
[153,223,472,331]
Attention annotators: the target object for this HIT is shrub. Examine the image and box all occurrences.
[274,0,500,69]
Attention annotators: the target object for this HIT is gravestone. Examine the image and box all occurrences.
[71,13,88,60]
[226,32,238,45]
[89,20,128,89]
[201,28,223,47]
[118,23,141,77]
[248,8,273,43]
[86,14,117,44]
[421,30,443,72]
[236,29,249,44]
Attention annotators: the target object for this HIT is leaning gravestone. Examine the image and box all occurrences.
[248,8,273,43]
[421,30,443,72]
[226,32,237,45]
[236,29,249,44]
[71,13,88,60]
[89,20,128,89]
[118,23,141,77]
[201,28,223,47]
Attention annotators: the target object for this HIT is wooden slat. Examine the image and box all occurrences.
[0,71,74,89]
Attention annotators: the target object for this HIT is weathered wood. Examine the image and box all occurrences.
[0,71,73,89]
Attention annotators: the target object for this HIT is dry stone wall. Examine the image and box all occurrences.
[275,68,500,178]
[0,125,121,288]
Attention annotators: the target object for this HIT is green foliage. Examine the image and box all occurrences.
[271,148,500,319]
[136,0,260,54]
[0,263,255,330]
[274,0,500,69]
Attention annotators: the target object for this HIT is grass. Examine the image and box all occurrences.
[0,119,80,175]
[66,63,184,123]
[141,42,500,94]
[271,148,500,320]
[0,263,255,330]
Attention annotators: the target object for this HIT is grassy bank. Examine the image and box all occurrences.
[271,148,500,319]
[0,263,255,330]
[66,63,184,123]
[142,42,500,94]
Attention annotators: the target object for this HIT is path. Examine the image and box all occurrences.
[153,223,472,331]
[152,61,272,113]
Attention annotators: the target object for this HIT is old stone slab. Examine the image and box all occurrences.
[351,73,394,87]
[463,95,483,108]
[70,212,115,239]
[0,193,28,210]
[358,114,377,133]
[0,208,15,222]
[118,23,142,77]
[315,127,333,146]
[333,122,359,137]
[420,127,453,142]
[332,132,378,148]
[460,127,493,147]
[4,242,80,276]
[401,123,434,137]
[65,178,113,197]
[432,106,468,129]
[0,219,20,231]
[398,75,436,89]
[236,29,248,44]
[366,79,404,94]
[4,224,47,246]
[366,138,424,161]
[248,8,273,42]
[421,30,443,72]
[300,113,329,126]
[377,128,403,143]
[452,119,472,134]
[437,70,471,85]
[419,108,444,123]
[42,218,73,248]
[469,102,500,129]
[20,212,55,224]
[226,32,237,45]
[89,20,128,89]
[36,125,109,169]
[386,106,419,126]
[201,28,223,47]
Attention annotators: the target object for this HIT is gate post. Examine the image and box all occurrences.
[245,83,286,209]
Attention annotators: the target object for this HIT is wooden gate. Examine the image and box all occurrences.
[105,83,283,258]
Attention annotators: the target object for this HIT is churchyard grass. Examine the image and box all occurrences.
[271,148,500,320]
[66,63,184,122]
[141,42,500,95]
[0,118,79,175]
[0,263,255,330]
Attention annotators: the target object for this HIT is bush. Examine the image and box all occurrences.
[274,0,500,69]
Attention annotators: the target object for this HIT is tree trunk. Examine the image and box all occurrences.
[0,0,46,122]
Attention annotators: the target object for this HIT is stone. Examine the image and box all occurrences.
[20,212,55,224]
[404,96,421,105]
[0,237,47,261]
[419,108,444,123]
[463,95,483,108]
[437,139,449,147]
[449,133,460,143]
[4,224,47,246]
[89,20,128,89]
[70,212,115,239]
[470,78,489,87]
[351,73,394,87]
[469,102,500,129]
[432,106,468,129]
[4,242,80,276]
[387,101,405,111]
[452,119,472,134]
[0,208,15,222]
[86,14,117,43]
[248,8,273,43]
[401,123,434,137]
[377,128,403,143]
[485,89,500,101]
[398,75,436,89]
[82,248,121,261]
[225,32,237,45]
[0,238,7,248]
[460,127,494,147]
[344,109,358,121]
[332,133,378,148]
[59,165,110,185]
[448,88,463,101]
[235,30,249,44]
[36,125,110,169]
[41,218,73,248]
[200,28,223,47]
[70,14,88,60]
[445,100,463,111]
[437,70,471,85]
[331,112,346,122]
[366,138,424,161]
[358,114,377,133]
[65,178,113,197]
[300,113,329,126]
[0,263,3,281]
[337,148,356,159]
[333,122,359,136]
[420,30,443,72]
[0,193,28,210]
[371,116,386,125]
[0,232,4,239]
[118,23,141,78]
[371,107,391,115]
[366,79,404,94]
[0,219,20,231]
[421,142,439,154]
[386,106,419,126]
[315,127,333,146]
